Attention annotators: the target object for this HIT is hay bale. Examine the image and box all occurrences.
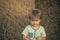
[0,0,35,40]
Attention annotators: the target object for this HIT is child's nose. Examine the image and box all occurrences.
[33,21,37,24]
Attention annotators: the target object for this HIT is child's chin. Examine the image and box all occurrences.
[32,25,38,27]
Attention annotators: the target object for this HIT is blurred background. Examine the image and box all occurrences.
[0,0,60,40]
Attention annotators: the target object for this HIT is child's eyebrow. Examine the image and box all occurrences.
[31,19,39,21]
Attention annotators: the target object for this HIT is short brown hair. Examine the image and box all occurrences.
[28,9,42,20]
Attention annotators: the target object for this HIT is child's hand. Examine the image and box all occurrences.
[36,36,42,40]
[23,37,30,40]
[36,36,46,40]
[23,35,30,40]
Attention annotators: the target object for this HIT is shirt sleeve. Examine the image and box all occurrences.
[22,26,28,36]
[41,27,46,37]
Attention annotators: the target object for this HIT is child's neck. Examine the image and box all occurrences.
[32,25,39,30]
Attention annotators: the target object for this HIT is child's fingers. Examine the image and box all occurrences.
[36,36,42,40]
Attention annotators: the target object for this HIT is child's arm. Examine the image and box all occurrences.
[23,35,30,40]
[36,27,46,40]
[36,36,46,40]
[22,26,29,40]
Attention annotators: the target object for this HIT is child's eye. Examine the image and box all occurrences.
[32,20,34,21]
[35,20,38,21]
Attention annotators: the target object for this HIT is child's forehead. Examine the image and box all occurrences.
[31,17,40,20]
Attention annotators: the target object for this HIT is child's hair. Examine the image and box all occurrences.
[28,9,42,20]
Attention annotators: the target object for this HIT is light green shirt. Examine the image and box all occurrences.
[22,25,46,40]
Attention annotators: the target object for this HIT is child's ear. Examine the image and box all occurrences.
[39,19,41,23]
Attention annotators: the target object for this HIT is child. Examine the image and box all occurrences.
[22,9,46,40]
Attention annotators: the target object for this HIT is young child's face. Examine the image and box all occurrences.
[30,17,41,27]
